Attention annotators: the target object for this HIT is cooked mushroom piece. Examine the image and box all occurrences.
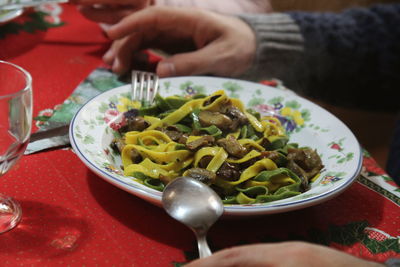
[186,135,215,151]
[216,162,240,181]
[260,151,287,166]
[287,148,323,174]
[126,116,149,131]
[286,160,309,191]
[130,148,142,164]
[163,125,184,142]
[287,147,324,189]
[185,168,217,185]
[178,134,189,144]
[198,110,232,130]
[224,106,248,125]
[198,155,213,168]
[217,136,247,158]
[110,137,125,154]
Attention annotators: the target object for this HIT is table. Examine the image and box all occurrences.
[1,4,399,266]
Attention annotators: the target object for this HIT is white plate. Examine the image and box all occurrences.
[0,8,23,24]
[70,76,362,216]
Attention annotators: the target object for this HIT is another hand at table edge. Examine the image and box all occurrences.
[185,241,385,267]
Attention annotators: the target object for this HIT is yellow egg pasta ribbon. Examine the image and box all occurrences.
[193,146,228,173]
[122,143,191,166]
[262,117,285,137]
[201,90,229,112]
[226,150,261,164]
[230,98,245,111]
[186,135,204,144]
[215,158,277,188]
[143,115,161,125]
[124,158,179,179]
[227,129,241,139]
[245,175,296,193]
[206,147,228,173]
[238,139,265,152]
[147,98,203,130]
[193,147,220,167]
[125,130,172,145]
[230,98,264,132]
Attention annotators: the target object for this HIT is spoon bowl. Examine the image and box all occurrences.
[162,177,224,258]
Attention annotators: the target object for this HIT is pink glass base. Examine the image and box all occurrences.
[0,193,22,234]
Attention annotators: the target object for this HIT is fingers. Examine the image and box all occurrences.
[102,6,256,78]
[107,6,202,41]
[185,242,381,267]
[185,243,278,267]
[156,44,223,77]
[104,34,141,74]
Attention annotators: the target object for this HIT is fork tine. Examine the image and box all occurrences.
[131,71,159,105]
[146,73,152,103]
[152,74,159,102]
[139,72,145,102]
[131,71,138,101]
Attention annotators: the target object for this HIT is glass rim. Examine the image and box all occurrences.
[0,60,32,99]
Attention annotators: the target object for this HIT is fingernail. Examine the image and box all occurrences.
[157,62,176,77]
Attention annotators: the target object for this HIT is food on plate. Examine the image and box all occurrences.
[110,90,324,204]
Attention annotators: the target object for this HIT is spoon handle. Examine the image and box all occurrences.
[195,232,212,258]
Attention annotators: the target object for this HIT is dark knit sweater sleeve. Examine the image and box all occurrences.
[240,4,400,111]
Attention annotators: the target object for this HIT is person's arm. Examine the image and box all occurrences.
[239,4,400,111]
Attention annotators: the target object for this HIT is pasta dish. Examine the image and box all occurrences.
[110,90,323,204]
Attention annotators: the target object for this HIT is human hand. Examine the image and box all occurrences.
[104,6,257,78]
[185,242,383,267]
[71,0,153,24]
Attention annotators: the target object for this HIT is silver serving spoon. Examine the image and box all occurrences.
[162,177,224,258]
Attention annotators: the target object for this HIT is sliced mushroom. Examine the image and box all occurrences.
[186,135,215,151]
[260,151,282,163]
[178,134,189,144]
[198,155,213,168]
[216,162,240,181]
[110,137,125,154]
[287,147,324,189]
[185,168,217,185]
[198,110,232,130]
[163,125,184,142]
[129,148,142,164]
[287,148,323,176]
[217,136,247,158]
[286,160,308,191]
[125,116,149,131]
[225,106,248,124]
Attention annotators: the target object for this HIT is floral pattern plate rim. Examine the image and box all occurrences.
[69,76,363,216]
[0,8,23,24]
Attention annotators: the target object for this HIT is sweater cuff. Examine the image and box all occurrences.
[238,13,304,81]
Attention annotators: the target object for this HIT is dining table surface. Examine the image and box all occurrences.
[1,3,399,266]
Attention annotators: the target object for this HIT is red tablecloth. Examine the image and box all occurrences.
[1,4,399,266]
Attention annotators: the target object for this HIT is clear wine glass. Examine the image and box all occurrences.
[0,60,32,234]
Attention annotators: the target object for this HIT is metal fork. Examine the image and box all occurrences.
[131,71,159,107]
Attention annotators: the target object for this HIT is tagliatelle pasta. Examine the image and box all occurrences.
[110,90,324,204]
